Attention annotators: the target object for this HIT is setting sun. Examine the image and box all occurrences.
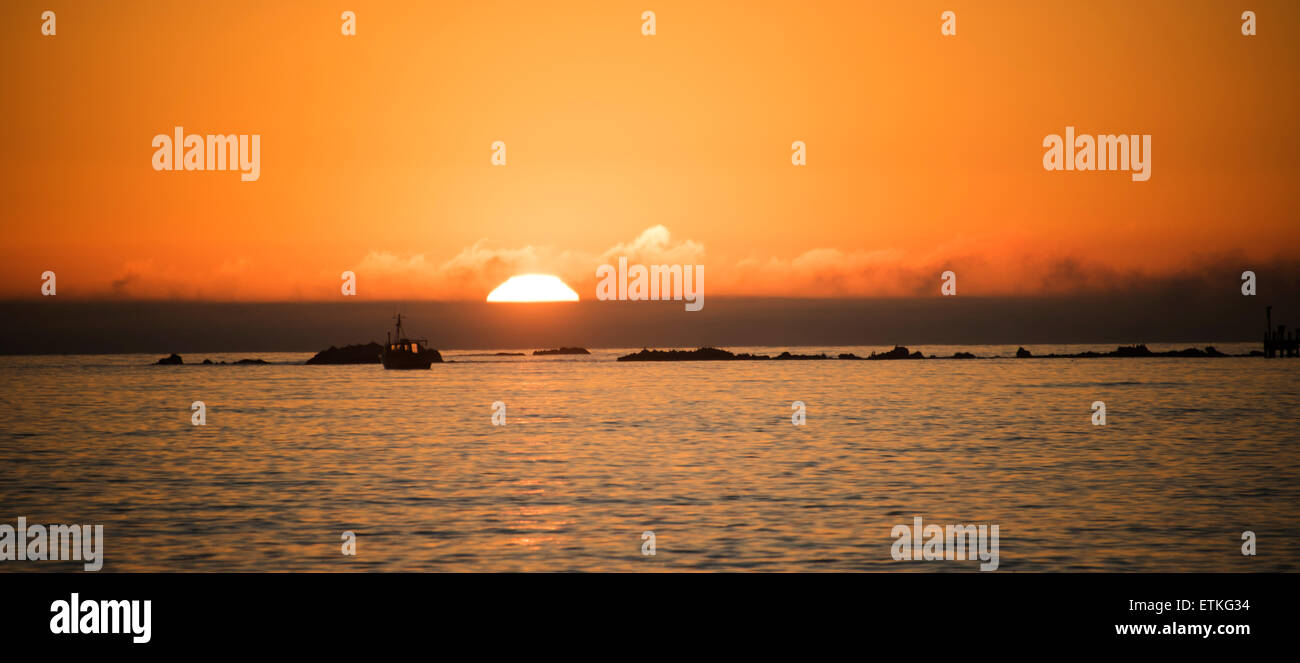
[486,274,580,303]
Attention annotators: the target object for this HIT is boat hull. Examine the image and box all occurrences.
[382,350,438,369]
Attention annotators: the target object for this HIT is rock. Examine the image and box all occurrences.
[533,347,590,355]
[1015,347,1033,358]
[868,346,914,360]
[952,351,976,359]
[1112,344,1153,357]
[306,343,383,365]
[775,351,830,360]
[156,353,183,365]
[201,359,213,365]
[235,358,269,364]
[617,347,739,361]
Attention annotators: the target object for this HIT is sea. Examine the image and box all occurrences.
[1,343,1297,572]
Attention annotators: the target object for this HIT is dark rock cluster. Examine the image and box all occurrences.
[305,343,383,365]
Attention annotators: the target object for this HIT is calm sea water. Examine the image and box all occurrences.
[1,343,1297,572]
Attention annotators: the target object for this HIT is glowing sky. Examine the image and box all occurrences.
[2,1,1297,300]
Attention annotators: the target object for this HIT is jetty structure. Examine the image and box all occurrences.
[1264,306,1299,358]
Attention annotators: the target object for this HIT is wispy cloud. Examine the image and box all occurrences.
[84,227,1299,301]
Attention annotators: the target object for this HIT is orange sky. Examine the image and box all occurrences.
[2,0,1298,300]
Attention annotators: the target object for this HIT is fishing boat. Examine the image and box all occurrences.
[382,314,441,369]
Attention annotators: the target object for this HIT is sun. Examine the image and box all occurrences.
[487,274,580,303]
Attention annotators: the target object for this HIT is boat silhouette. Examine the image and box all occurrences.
[382,314,441,369]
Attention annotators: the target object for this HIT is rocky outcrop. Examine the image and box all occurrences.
[775,351,832,360]
[619,347,916,361]
[1030,345,1231,359]
[1113,344,1153,357]
[868,346,923,360]
[156,353,183,365]
[306,343,383,365]
[618,347,749,361]
[1016,347,1033,358]
[1105,344,1220,358]
[533,347,591,355]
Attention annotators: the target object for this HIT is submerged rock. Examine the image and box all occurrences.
[533,347,591,355]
